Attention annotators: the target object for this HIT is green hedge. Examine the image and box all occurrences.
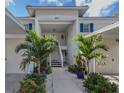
[84,73,118,93]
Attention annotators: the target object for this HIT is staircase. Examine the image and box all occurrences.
[51,59,62,67]
[50,43,63,67]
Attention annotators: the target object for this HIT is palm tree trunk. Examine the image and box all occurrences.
[87,61,90,74]
[38,63,40,74]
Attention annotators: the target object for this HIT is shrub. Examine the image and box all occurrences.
[46,66,52,74]
[34,66,52,74]
[84,73,118,93]
[68,64,78,73]
[18,73,46,93]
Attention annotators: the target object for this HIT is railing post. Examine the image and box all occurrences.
[49,54,51,66]
[93,58,96,73]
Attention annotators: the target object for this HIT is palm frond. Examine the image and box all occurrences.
[88,52,106,61]
[20,57,31,71]
[90,44,109,54]
[15,43,33,53]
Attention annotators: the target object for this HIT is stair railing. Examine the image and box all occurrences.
[58,43,63,67]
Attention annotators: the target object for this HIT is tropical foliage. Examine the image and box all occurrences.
[68,64,78,73]
[75,34,109,73]
[15,30,58,73]
[18,73,46,93]
[84,73,118,93]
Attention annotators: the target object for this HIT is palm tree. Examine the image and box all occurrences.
[114,12,119,17]
[75,34,109,74]
[15,30,58,73]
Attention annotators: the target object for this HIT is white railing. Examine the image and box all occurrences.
[28,62,34,74]
[58,43,63,67]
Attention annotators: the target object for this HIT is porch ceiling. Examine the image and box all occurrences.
[41,24,70,32]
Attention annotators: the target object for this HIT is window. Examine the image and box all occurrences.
[80,23,94,32]
[29,23,32,30]
[83,24,89,32]
[24,23,32,30]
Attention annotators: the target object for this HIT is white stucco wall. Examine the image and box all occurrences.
[5,15,25,34]
[35,10,78,21]
[96,39,119,74]
[6,38,28,73]
[89,39,119,74]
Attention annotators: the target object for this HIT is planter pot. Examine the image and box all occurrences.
[76,71,85,78]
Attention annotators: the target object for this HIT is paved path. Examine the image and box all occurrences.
[5,74,25,93]
[46,68,83,93]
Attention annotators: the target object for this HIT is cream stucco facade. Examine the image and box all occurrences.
[5,6,119,74]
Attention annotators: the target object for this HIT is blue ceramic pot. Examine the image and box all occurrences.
[76,71,85,78]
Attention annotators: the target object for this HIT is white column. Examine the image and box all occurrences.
[93,58,96,73]
[49,54,51,66]
[35,18,41,34]
[27,62,34,74]
[93,43,96,73]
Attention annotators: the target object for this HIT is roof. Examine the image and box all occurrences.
[79,17,119,20]
[86,22,119,37]
[26,5,89,17]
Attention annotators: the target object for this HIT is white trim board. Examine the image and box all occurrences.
[5,34,26,38]
[39,21,73,24]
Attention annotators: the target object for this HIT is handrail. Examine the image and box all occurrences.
[58,43,63,67]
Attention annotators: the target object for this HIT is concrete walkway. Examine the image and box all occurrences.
[5,74,25,93]
[46,68,83,93]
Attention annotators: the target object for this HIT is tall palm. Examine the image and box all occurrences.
[75,34,109,73]
[15,30,58,73]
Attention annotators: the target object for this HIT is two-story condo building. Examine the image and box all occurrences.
[5,5,119,74]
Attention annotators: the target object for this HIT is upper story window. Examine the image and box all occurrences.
[80,23,94,32]
[83,24,89,32]
[24,23,33,30]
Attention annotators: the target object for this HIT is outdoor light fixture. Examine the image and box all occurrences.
[54,16,59,19]
[116,39,119,42]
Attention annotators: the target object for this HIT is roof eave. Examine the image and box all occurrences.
[26,6,89,17]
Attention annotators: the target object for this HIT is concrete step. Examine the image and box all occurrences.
[51,62,62,67]
[51,65,62,67]
[51,62,61,64]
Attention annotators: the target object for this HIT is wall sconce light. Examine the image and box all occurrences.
[115,39,119,42]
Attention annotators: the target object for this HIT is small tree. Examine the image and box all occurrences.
[75,34,109,73]
[15,30,58,73]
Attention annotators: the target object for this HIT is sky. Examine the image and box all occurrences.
[6,0,119,17]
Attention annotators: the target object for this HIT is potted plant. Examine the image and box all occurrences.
[76,66,85,78]
[74,55,85,78]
